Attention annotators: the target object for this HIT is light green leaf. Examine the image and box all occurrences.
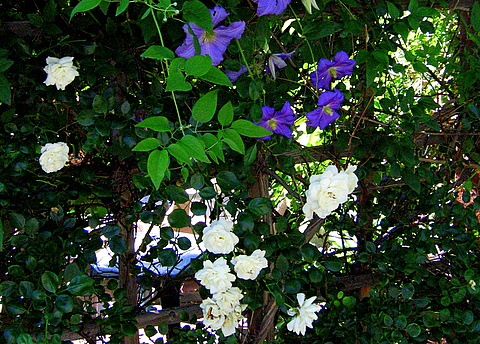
[178,135,210,163]
[218,101,234,126]
[135,116,171,132]
[219,129,245,154]
[67,275,94,296]
[199,133,224,162]
[166,143,193,166]
[70,0,103,20]
[192,90,218,123]
[116,0,129,16]
[141,45,175,60]
[166,70,192,92]
[182,0,213,33]
[147,150,169,189]
[200,66,233,86]
[132,138,160,152]
[185,55,213,77]
[231,119,272,138]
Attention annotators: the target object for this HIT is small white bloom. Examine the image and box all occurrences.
[301,0,319,14]
[469,280,477,291]
[39,142,69,173]
[232,249,268,280]
[43,56,79,90]
[287,293,321,335]
[195,257,236,293]
[220,303,247,337]
[302,165,358,219]
[212,287,244,312]
[202,219,239,254]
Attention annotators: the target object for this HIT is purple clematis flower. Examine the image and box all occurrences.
[175,6,245,66]
[310,51,356,90]
[266,51,295,80]
[306,89,344,129]
[255,101,296,140]
[255,0,292,16]
[225,65,248,82]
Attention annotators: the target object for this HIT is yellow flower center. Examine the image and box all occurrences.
[328,67,337,78]
[267,118,278,130]
[323,106,333,115]
[201,30,217,44]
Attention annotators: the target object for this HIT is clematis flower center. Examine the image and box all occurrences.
[201,30,217,43]
[323,105,333,115]
[267,118,278,130]
[328,66,337,78]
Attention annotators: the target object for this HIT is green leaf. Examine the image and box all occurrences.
[216,171,239,191]
[92,94,108,114]
[0,58,14,73]
[472,2,480,32]
[395,315,408,329]
[141,45,175,60]
[178,237,191,250]
[325,260,343,272]
[18,281,35,298]
[386,1,400,19]
[0,74,11,105]
[109,235,127,254]
[244,144,258,166]
[136,116,171,132]
[55,294,74,313]
[219,129,245,154]
[16,333,33,344]
[178,135,210,163]
[132,138,160,152]
[248,198,271,216]
[199,66,233,86]
[166,69,192,92]
[192,90,218,123]
[41,271,59,293]
[218,101,234,126]
[182,0,213,33]
[165,185,190,204]
[185,55,213,77]
[402,169,421,194]
[70,0,103,20]
[402,283,415,299]
[0,220,3,252]
[231,119,272,138]
[121,322,138,336]
[167,143,193,166]
[116,0,129,15]
[67,275,94,296]
[147,150,170,190]
[168,208,191,228]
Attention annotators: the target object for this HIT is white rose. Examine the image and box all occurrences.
[202,219,239,254]
[287,293,321,335]
[39,142,69,173]
[195,257,236,293]
[201,298,226,330]
[43,56,79,90]
[220,303,247,337]
[231,249,268,280]
[302,165,358,219]
[212,287,243,312]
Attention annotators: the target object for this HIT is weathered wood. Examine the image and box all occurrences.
[61,304,203,341]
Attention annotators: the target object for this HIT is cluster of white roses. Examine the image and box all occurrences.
[302,165,358,219]
[39,56,79,173]
[195,219,268,337]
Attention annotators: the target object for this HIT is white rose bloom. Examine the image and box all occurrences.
[201,298,226,330]
[201,296,247,337]
[232,249,268,280]
[195,257,236,293]
[43,56,79,90]
[39,142,69,173]
[202,219,239,254]
[212,287,243,312]
[287,293,321,335]
[302,165,358,219]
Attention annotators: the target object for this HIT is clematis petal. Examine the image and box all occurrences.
[317,89,344,109]
[226,65,248,82]
[256,0,291,16]
[306,107,340,129]
[210,6,229,26]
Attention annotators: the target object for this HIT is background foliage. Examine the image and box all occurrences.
[1,0,480,343]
